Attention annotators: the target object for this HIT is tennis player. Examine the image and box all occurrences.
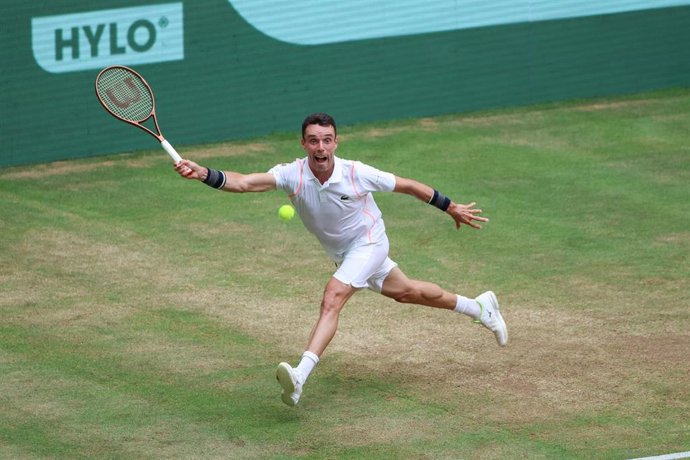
[174,113,508,406]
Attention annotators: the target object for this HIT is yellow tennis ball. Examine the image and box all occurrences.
[278,204,295,221]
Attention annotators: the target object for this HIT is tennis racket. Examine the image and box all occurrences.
[95,65,182,163]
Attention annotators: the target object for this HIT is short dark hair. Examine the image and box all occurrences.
[302,112,336,139]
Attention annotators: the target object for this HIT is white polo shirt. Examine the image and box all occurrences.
[269,156,396,259]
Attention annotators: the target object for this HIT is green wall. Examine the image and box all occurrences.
[2,1,689,166]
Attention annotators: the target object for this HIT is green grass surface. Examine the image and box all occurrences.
[1,89,688,459]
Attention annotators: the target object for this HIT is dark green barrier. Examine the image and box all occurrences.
[2,1,689,166]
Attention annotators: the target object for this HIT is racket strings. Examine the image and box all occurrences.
[96,68,153,122]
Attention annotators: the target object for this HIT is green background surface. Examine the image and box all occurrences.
[2,1,690,166]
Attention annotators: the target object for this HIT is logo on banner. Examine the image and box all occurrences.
[32,3,184,73]
[228,0,690,45]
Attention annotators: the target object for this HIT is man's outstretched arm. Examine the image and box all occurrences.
[174,159,276,192]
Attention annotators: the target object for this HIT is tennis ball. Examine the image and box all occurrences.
[278,204,295,221]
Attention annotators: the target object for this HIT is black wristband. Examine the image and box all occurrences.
[203,168,226,189]
[428,189,451,211]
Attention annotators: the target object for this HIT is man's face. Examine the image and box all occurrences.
[302,124,337,179]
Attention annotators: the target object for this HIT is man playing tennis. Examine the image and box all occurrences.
[174,113,508,407]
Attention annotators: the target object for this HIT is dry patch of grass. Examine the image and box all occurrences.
[570,98,655,112]
[187,141,275,161]
[0,142,275,181]
[311,288,689,426]
[0,160,120,180]
[2,227,187,333]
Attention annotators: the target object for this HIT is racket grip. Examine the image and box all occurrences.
[161,139,182,163]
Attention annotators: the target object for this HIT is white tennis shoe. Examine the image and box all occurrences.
[473,291,508,347]
[276,362,303,406]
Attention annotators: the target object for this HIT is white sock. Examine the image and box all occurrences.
[295,351,319,383]
[453,294,481,319]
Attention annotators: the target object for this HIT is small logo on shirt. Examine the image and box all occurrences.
[340,195,351,201]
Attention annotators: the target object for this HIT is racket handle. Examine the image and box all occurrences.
[161,139,182,163]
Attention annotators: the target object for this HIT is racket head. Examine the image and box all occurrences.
[95,66,155,124]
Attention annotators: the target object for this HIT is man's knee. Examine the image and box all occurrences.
[320,278,356,314]
[320,295,344,315]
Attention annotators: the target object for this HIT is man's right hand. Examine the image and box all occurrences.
[174,159,205,181]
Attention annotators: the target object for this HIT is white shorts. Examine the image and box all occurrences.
[332,237,398,292]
